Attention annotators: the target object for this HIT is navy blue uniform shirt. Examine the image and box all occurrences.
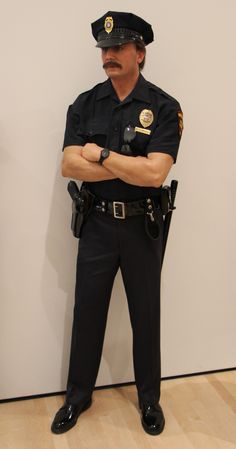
[63,74,183,201]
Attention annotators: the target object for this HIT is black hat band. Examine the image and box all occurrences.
[97,28,144,45]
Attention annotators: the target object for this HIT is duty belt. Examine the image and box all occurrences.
[93,197,160,220]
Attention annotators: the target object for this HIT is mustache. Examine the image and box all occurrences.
[103,60,122,69]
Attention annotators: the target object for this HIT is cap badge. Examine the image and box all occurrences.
[139,109,154,128]
[104,17,114,34]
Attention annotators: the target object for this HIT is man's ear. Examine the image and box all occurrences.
[137,50,145,65]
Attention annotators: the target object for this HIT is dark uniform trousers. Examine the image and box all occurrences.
[66,206,163,408]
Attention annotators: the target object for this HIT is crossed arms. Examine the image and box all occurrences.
[62,143,173,188]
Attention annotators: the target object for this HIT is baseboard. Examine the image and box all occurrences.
[0,366,235,404]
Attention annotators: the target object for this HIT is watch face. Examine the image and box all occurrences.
[99,147,110,164]
[102,148,109,158]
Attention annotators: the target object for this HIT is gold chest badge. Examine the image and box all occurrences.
[139,109,154,128]
[104,17,114,34]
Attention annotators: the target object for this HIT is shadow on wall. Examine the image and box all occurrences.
[40,151,78,389]
[40,152,134,391]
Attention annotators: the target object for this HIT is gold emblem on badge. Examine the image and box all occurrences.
[177,110,184,136]
[104,17,114,34]
[139,109,154,128]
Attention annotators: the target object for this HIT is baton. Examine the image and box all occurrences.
[161,180,178,268]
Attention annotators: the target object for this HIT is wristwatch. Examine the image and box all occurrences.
[98,148,110,165]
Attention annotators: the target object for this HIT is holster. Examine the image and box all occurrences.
[67,181,94,238]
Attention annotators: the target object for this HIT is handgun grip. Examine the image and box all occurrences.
[67,181,80,201]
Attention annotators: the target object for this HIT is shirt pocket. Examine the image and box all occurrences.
[83,120,108,148]
[130,130,152,156]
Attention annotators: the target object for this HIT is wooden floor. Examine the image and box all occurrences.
[0,370,235,449]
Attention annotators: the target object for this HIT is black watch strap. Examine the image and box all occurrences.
[99,148,110,165]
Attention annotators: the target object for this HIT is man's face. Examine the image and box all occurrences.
[101,42,144,80]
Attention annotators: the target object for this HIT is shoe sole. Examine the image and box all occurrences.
[51,398,92,434]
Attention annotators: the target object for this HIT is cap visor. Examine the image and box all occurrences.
[96,37,135,48]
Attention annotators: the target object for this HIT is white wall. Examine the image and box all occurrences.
[0,0,235,400]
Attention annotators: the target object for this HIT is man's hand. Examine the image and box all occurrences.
[82,143,102,162]
[61,145,116,181]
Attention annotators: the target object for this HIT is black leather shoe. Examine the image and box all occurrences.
[140,403,165,435]
[51,398,92,434]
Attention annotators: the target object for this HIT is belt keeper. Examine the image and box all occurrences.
[101,200,106,213]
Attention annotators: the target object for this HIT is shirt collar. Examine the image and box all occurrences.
[131,74,151,104]
[96,74,151,104]
[96,78,114,101]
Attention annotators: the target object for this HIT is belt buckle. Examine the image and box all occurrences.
[113,201,125,219]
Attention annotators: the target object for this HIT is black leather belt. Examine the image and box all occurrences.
[93,196,160,219]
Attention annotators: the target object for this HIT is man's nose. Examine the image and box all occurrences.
[103,47,116,59]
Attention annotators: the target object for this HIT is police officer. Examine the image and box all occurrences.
[51,11,183,436]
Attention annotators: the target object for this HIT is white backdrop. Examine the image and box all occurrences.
[0,0,235,400]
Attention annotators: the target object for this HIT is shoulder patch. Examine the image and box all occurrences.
[177,110,184,137]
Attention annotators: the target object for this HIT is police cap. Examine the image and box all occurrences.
[91,11,154,48]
